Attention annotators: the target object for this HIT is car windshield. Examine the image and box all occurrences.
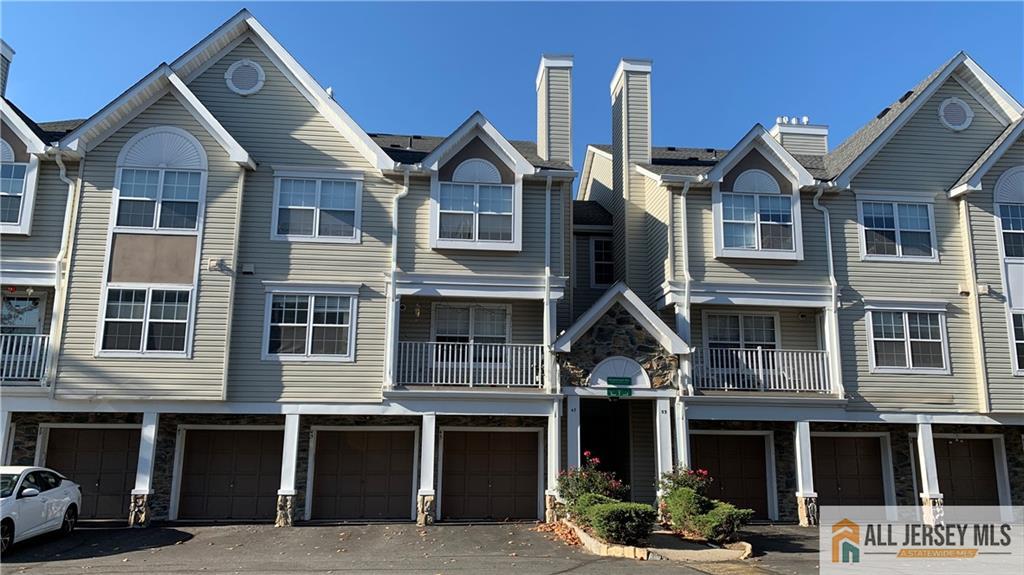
[0,474,18,498]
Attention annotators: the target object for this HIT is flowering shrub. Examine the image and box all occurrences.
[658,467,712,495]
[557,450,629,504]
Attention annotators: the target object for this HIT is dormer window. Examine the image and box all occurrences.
[433,158,521,251]
[713,168,803,260]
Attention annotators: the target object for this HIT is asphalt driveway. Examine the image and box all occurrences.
[1,522,820,574]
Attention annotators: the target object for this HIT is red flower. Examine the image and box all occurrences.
[583,450,592,458]
[591,457,601,465]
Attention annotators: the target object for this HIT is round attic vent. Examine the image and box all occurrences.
[225,59,265,96]
[939,97,973,131]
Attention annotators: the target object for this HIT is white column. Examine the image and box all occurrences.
[0,410,11,465]
[794,421,816,498]
[673,399,690,469]
[566,395,581,469]
[132,413,160,496]
[278,414,300,496]
[823,306,844,397]
[419,413,436,497]
[546,402,561,494]
[916,423,942,500]
[544,298,559,393]
[655,399,673,491]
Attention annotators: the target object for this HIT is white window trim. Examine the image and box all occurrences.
[271,170,363,244]
[0,154,40,235]
[864,303,951,375]
[429,163,523,253]
[1010,312,1024,377]
[711,175,804,261]
[111,167,207,235]
[94,283,196,358]
[428,302,513,343]
[260,285,359,362]
[589,236,613,289]
[857,196,939,263]
[700,310,782,349]
[994,194,1024,377]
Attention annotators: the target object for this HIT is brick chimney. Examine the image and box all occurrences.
[770,115,829,155]
[1,40,13,98]
[536,54,573,166]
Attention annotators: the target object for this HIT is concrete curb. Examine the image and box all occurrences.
[561,520,650,560]
[561,520,752,563]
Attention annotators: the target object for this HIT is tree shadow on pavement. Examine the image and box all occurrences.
[2,525,193,563]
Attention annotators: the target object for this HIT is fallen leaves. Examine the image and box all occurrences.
[532,522,581,547]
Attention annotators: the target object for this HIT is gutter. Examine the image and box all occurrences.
[958,197,991,413]
[811,182,844,397]
[46,150,83,397]
[384,164,413,389]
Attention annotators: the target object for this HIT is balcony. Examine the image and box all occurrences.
[1,334,50,384]
[395,341,545,388]
[692,347,832,394]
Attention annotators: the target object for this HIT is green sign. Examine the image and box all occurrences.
[606,377,632,386]
[607,387,633,398]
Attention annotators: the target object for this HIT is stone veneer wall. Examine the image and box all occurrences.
[8,412,143,466]
[558,302,678,389]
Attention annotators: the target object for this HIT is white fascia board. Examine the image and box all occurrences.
[242,16,395,172]
[769,124,829,137]
[634,164,703,186]
[949,119,1024,197]
[0,259,58,286]
[707,124,815,187]
[835,53,968,189]
[166,72,253,169]
[609,58,652,96]
[420,111,535,176]
[578,146,607,200]
[169,9,252,80]
[553,281,688,354]
[0,101,46,153]
[960,57,1024,119]
[535,54,574,90]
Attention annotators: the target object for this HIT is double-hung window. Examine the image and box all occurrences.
[273,176,361,242]
[868,310,947,372]
[860,201,936,260]
[1012,314,1024,373]
[0,162,27,224]
[434,158,518,250]
[1000,203,1024,258]
[100,286,192,354]
[590,237,614,287]
[116,168,202,230]
[714,169,801,259]
[264,292,356,360]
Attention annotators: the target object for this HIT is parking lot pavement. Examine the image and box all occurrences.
[739,524,821,575]
[0,522,801,575]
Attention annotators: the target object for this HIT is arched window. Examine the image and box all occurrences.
[438,158,513,242]
[114,126,207,231]
[721,169,794,252]
[0,139,28,225]
[996,165,1024,259]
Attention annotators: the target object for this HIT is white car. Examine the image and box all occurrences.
[1,466,81,554]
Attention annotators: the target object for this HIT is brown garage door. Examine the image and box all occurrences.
[44,427,140,519]
[812,436,886,506]
[311,430,415,520]
[178,429,283,520]
[934,438,999,506]
[441,431,538,521]
[690,434,769,519]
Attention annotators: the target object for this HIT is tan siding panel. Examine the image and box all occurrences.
[2,161,70,260]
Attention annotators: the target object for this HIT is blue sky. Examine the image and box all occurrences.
[4,2,1022,172]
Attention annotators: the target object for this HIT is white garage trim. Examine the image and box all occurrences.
[688,430,779,521]
[303,425,420,522]
[168,424,285,521]
[810,431,898,509]
[436,426,545,521]
[34,423,142,467]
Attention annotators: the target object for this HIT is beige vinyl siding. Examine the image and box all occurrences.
[624,73,651,295]
[540,67,572,164]
[973,137,1024,411]
[830,78,1005,412]
[558,180,572,332]
[609,89,628,284]
[628,400,656,505]
[572,232,612,321]
[683,187,831,286]
[645,178,670,302]
[1,160,71,260]
[690,305,822,351]
[56,94,240,399]
[397,297,543,343]
[779,132,827,155]
[187,36,391,403]
[396,176,564,277]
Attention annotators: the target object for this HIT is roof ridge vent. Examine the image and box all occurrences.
[898,90,914,103]
[876,107,891,119]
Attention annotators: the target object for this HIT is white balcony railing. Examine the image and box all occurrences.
[396,341,545,387]
[692,346,832,394]
[1,334,50,383]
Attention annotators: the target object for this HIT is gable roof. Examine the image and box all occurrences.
[369,132,572,171]
[829,52,1023,188]
[554,282,688,355]
[60,64,253,168]
[949,117,1024,197]
[706,124,815,187]
[419,111,535,176]
[1,98,46,154]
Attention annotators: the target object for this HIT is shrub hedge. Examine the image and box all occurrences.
[586,502,657,545]
[568,492,619,525]
[664,486,752,543]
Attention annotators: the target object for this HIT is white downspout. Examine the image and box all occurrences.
[676,183,693,396]
[46,151,82,397]
[543,175,555,393]
[384,166,412,390]
[812,185,844,397]
[958,197,990,413]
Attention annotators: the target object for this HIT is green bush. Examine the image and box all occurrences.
[689,502,754,543]
[586,502,657,545]
[664,487,710,527]
[658,467,712,495]
[568,493,619,525]
[557,452,628,504]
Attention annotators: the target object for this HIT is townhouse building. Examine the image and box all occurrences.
[0,9,1021,530]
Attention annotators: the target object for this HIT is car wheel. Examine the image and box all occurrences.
[1,520,12,554]
[60,506,77,535]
